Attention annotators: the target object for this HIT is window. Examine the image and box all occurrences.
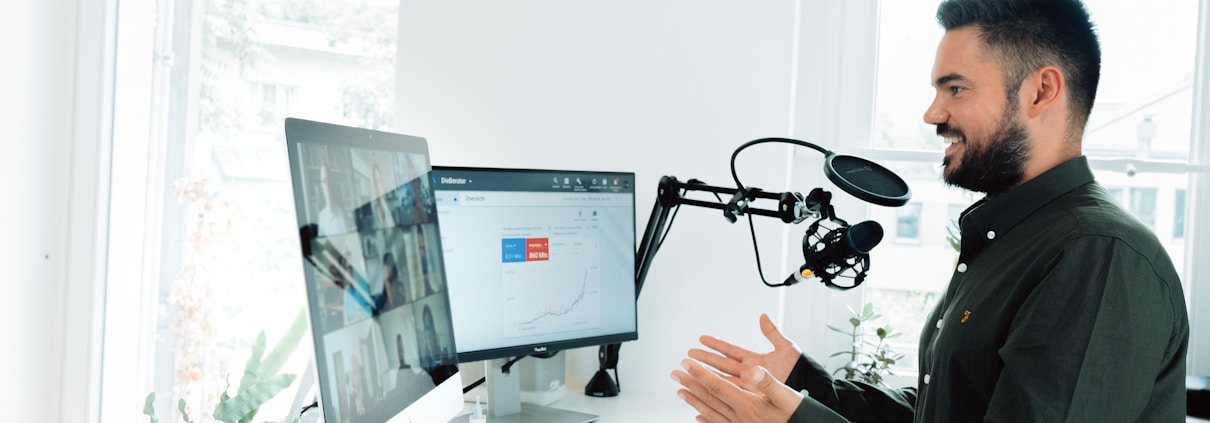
[131,0,402,421]
[1130,187,1159,229]
[1107,187,1125,203]
[865,0,1201,376]
[895,203,923,241]
[248,81,298,127]
[1176,189,1187,238]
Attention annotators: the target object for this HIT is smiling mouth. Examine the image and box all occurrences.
[943,135,964,158]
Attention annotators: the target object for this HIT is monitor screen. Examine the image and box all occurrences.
[431,166,638,362]
[284,118,462,423]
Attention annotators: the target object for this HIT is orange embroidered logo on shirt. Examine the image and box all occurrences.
[961,310,971,323]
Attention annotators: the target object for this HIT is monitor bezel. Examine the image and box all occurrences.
[431,165,639,363]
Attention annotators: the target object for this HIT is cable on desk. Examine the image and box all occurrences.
[300,399,318,415]
[462,355,527,394]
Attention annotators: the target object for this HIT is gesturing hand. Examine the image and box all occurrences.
[671,359,803,423]
[691,313,802,384]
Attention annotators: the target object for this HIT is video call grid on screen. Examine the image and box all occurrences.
[430,166,639,362]
[285,118,459,423]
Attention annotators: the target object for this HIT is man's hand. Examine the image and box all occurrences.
[691,313,802,384]
[671,359,804,423]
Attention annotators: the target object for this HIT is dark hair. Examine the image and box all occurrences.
[937,0,1101,131]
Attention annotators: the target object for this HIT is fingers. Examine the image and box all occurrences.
[743,365,804,411]
[688,348,745,378]
[759,313,795,348]
[674,360,803,423]
[672,361,736,422]
[676,387,728,423]
[699,334,754,362]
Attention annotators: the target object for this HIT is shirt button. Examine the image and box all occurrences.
[987,231,996,239]
[957,263,968,272]
[924,374,931,384]
[936,319,943,329]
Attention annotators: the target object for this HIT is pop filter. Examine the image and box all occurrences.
[824,153,911,207]
[730,138,911,207]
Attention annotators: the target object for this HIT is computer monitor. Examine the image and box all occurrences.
[284,118,462,423]
[431,166,637,422]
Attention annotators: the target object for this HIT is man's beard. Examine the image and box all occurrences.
[939,109,1030,196]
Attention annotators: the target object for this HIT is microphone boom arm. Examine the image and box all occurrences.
[590,137,909,398]
[636,176,833,297]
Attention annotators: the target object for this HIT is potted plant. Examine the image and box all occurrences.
[827,302,904,386]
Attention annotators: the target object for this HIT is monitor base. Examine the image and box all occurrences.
[452,402,597,423]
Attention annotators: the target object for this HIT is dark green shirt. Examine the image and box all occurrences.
[787,156,1189,422]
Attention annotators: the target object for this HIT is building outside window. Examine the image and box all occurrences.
[1131,187,1159,229]
[1176,189,1187,239]
[136,0,401,420]
[895,202,923,242]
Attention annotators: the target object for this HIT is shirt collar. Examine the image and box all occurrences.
[958,156,1095,256]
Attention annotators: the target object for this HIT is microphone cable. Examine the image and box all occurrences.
[726,138,832,288]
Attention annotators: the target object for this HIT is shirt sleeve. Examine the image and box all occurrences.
[784,354,917,423]
[983,235,1188,421]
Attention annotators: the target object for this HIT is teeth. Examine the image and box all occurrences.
[946,137,961,144]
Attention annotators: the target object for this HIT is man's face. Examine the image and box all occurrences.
[924,27,1030,195]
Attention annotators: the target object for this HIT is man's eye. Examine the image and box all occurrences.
[950,86,965,95]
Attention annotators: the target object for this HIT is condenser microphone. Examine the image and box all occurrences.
[783,219,884,289]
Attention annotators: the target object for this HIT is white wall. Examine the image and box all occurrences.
[396,0,807,397]
[3,0,112,421]
[2,0,75,421]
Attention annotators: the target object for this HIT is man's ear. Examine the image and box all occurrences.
[1025,65,1065,119]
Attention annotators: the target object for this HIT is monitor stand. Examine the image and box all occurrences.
[280,355,321,423]
[454,358,598,423]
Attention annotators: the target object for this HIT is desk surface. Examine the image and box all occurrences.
[458,393,1210,423]
[457,387,697,422]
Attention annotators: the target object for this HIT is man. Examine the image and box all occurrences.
[371,165,397,229]
[318,164,350,236]
[381,251,408,308]
[670,0,1190,421]
[415,224,444,297]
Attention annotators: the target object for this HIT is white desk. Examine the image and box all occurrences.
[456,386,698,422]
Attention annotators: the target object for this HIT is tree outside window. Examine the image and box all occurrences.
[147,0,401,421]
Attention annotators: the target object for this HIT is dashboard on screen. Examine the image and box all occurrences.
[431,166,638,362]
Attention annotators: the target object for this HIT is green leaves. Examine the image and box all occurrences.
[829,303,903,386]
[144,310,308,423]
[213,310,308,423]
[179,398,192,423]
[946,219,962,252]
[213,373,298,423]
[142,392,159,423]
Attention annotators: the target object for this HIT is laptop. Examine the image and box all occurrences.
[283,118,462,423]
